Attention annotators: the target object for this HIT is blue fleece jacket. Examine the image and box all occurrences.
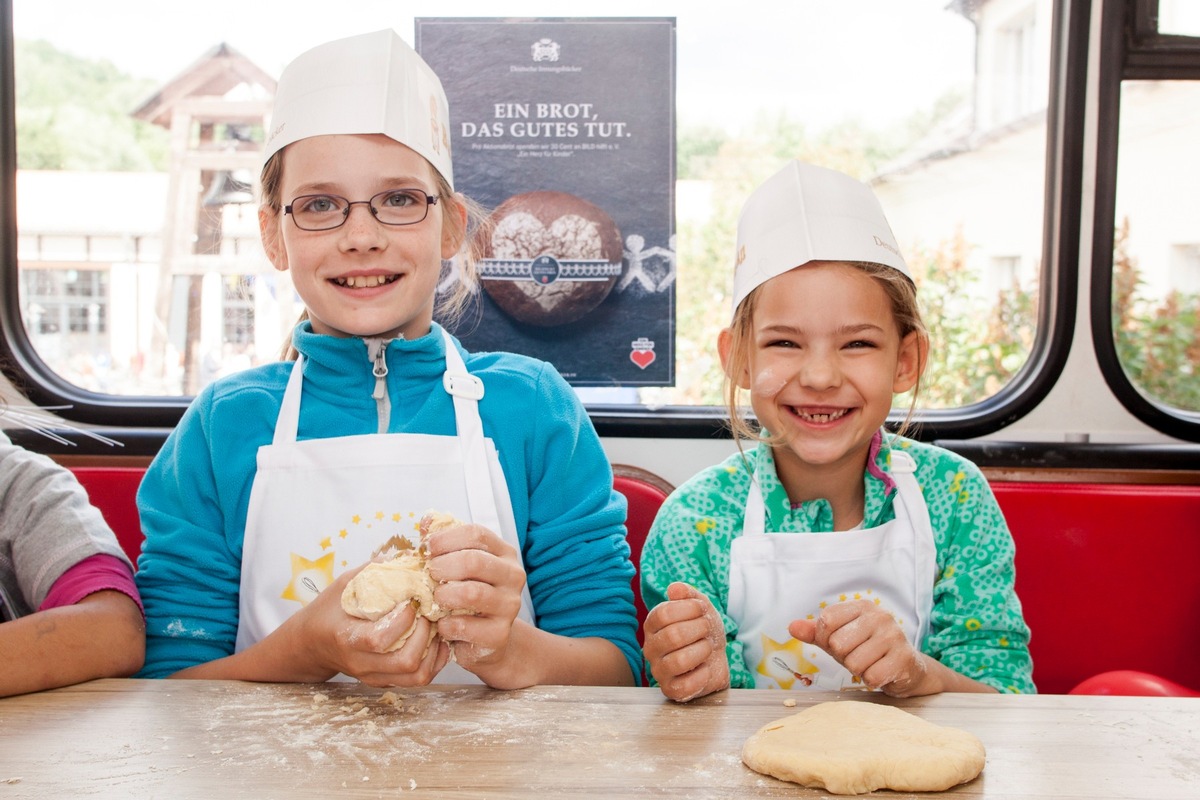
[135,322,639,681]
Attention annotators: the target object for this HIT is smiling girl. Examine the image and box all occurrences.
[640,161,1033,701]
[135,30,639,689]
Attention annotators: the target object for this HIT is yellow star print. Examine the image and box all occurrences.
[280,552,336,607]
[757,635,819,690]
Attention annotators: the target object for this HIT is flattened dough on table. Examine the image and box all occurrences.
[340,511,462,651]
[742,701,986,795]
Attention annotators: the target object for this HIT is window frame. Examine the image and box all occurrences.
[0,0,1086,447]
[1090,0,1200,442]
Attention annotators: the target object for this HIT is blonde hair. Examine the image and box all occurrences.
[723,261,928,444]
[260,150,490,361]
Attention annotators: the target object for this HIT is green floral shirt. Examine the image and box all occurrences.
[640,434,1035,694]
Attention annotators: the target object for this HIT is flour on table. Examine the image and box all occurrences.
[741,700,985,795]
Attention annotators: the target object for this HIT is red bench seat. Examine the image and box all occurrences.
[994,482,1200,694]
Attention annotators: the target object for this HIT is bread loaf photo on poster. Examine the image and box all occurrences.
[475,190,623,327]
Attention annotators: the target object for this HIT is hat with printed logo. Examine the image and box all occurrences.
[731,161,911,314]
[263,29,454,188]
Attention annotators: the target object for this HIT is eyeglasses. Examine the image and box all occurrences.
[284,189,439,231]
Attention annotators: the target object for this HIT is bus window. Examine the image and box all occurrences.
[1093,0,1200,440]
[1112,80,1200,415]
[1158,1,1200,37]
[9,1,1062,428]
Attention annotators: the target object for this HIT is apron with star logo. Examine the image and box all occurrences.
[728,450,936,691]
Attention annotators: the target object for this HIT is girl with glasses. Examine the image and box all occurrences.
[134,30,639,689]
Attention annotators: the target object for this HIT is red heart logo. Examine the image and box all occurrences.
[630,349,655,369]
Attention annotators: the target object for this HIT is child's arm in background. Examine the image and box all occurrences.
[0,584,144,698]
[0,435,145,697]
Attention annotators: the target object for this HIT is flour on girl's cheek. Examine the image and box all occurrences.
[752,367,788,399]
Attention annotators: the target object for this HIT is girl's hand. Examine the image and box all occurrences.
[426,522,529,685]
[643,582,730,702]
[788,598,931,697]
[282,565,451,686]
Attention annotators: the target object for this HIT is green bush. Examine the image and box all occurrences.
[907,229,1036,409]
[1113,218,1200,412]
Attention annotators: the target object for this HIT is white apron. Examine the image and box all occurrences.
[235,329,535,684]
[728,450,935,691]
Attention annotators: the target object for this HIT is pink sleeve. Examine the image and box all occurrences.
[39,554,144,615]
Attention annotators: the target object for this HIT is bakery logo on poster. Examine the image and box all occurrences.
[531,38,560,62]
[630,337,656,369]
[529,256,560,284]
[475,190,624,327]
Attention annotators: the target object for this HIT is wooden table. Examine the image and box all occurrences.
[1,680,1197,798]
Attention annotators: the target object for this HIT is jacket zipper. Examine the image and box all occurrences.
[365,337,391,434]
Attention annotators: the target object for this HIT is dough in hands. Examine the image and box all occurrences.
[741,701,986,795]
[340,511,463,651]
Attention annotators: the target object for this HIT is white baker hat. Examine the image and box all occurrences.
[263,29,454,188]
[731,161,910,313]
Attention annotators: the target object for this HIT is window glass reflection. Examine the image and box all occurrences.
[13,1,1049,409]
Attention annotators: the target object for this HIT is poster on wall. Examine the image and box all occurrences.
[415,17,676,387]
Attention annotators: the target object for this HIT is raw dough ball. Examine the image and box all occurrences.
[741,701,985,795]
[341,553,441,623]
[476,190,623,327]
[340,511,463,651]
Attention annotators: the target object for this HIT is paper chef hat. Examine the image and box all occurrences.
[263,29,454,188]
[731,161,911,313]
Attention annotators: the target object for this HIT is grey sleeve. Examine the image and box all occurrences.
[0,431,129,616]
